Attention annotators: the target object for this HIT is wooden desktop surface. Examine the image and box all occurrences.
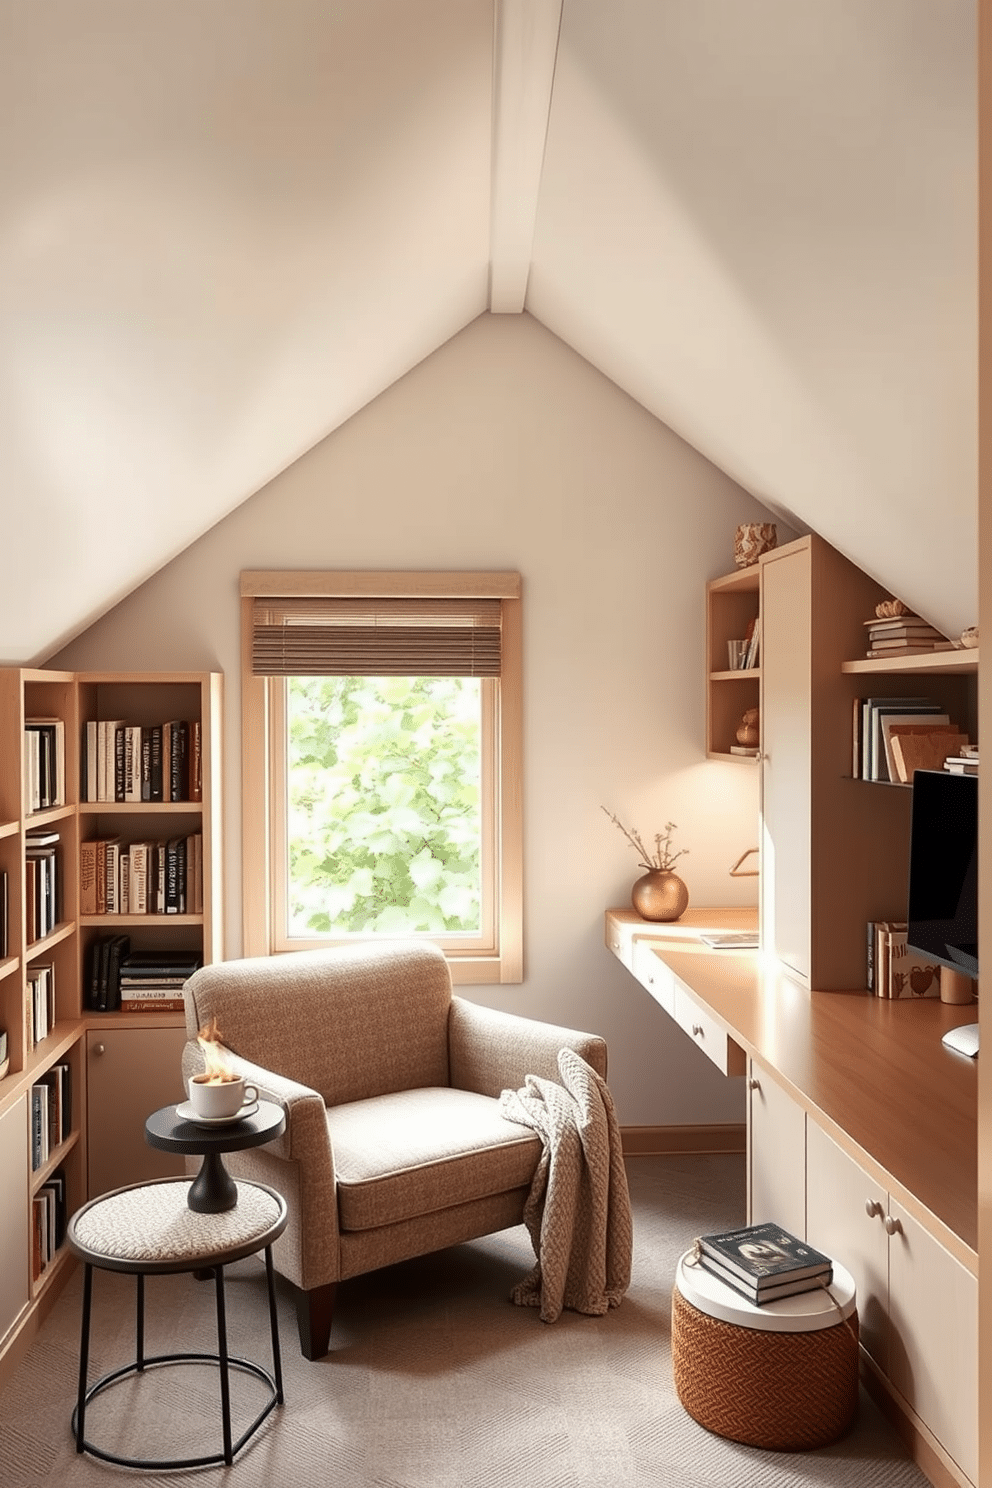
[607,909,978,1264]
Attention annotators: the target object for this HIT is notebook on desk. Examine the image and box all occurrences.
[698,931,759,950]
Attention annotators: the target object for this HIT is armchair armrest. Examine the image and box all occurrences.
[181,1040,332,1169]
[448,997,607,1099]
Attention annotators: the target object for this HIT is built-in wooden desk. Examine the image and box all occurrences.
[606,906,977,1261]
[606,906,979,1488]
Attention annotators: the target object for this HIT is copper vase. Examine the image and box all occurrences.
[631,870,689,922]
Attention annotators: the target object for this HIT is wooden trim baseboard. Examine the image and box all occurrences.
[620,1124,746,1157]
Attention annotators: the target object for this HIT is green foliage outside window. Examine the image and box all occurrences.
[286,675,482,936]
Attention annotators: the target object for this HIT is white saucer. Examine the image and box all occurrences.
[176,1099,259,1127]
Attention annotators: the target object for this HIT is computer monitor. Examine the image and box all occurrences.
[906,769,978,1055]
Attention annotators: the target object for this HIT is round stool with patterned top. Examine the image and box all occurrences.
[67,1176,288,1469]
[672,1250,859,1451]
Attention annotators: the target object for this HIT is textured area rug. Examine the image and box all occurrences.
[0,1155,930,1487]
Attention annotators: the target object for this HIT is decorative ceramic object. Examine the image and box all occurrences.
[734,523,777,568]
[875,599,911,618]
[602,808,689,922]
[736,707,759,748]
[631,869,690,922]
[960,626,979,649]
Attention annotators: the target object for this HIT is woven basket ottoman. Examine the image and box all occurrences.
[672,1250,859,1451]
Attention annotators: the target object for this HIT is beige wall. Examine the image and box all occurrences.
[52,312,789,1126]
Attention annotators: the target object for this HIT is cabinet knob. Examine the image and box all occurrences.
[692,1024,704,1037]
[865,1199,883,1219]
[883,1214,903,1237]
[747,1078,761,1092]
[93,1043,106,1056]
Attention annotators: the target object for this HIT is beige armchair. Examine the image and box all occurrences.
[181,940,607,1358]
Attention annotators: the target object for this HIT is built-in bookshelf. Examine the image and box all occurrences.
[0,667,222,1372]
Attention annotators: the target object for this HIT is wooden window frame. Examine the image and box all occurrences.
[241,571,523,984]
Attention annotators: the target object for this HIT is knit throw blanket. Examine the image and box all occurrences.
[499,1047,633,1323]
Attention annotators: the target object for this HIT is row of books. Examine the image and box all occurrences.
[862,613,954,659]
[23,718,66,813]
[25,829,60,943]
[32,1167,67,1283]
[0,870,7,958]
[82,719,202,803]
[853,696,969,783]
[695,1221,833,1305]
[80,834,203,917]
[867,921,943,998]
[86,937,201,1012]
[31,1064,71,1170]
[26,962,55,1047]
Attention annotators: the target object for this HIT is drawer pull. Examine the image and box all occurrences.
[883,1215,903,1237]
[865,1199,883,1219]
[747,1078,760,1092]
[93,1043,106,1056]
[691,1024,704,1038]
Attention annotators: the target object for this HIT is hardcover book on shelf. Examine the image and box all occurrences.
[697,1222,832,1289]
[890,730,967,783]
[878,716,955,783]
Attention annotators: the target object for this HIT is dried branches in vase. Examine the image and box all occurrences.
[602,808,690,922]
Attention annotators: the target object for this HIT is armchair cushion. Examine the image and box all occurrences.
[327,1088,540,1232]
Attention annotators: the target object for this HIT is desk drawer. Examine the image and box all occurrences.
[673,983,746,1077]
[632,941,676,1016]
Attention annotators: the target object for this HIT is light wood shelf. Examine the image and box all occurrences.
[842,647,978,676]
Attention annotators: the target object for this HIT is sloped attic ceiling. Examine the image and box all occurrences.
[0,0,976,664]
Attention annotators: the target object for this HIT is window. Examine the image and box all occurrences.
[241,572,522,983]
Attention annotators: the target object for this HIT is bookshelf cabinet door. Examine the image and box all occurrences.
[748,1061,805,1238]
[806,1121,889,1371]
[887,1198,977,1485]
[86,1027,188,1197]
[0,1095,30,1344]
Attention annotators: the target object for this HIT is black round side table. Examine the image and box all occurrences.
[145,1100,286,1214]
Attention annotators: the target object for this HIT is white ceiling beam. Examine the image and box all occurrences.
[489,0,562,313]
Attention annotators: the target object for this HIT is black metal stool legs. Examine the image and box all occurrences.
[75,1264,93,1453]
[136,1272,145,1371]
[214,1264,234,1467]
[264,1244,284,1403]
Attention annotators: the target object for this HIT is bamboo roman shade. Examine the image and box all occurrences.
[250,596,503,677]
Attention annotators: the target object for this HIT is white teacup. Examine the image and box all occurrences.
[188,1072,258,1120]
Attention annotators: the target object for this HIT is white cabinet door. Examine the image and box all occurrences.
[0,1095,29,1347]
[748,1061,806,1238]
[887,1198,977,1486]
[806,1121,889,1371]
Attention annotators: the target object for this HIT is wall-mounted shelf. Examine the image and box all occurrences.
[842,648,978,676]
[706,566,761,759]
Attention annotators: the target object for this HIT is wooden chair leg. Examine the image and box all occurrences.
[294,1282,337,1360]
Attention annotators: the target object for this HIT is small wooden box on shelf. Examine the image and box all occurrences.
[706,565,760,760]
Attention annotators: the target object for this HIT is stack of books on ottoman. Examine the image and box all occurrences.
[697,1222,833,1305]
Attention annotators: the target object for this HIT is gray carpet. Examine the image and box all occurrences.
[0,1155,931,1487]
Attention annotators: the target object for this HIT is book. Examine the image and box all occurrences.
[189,720,202,801]
[79,839,100,916]
[890,730,967,783]
[886,929,941,999]
[697,1221,832,1288]
[697,1251,831,1305]
[878,715,953,782]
